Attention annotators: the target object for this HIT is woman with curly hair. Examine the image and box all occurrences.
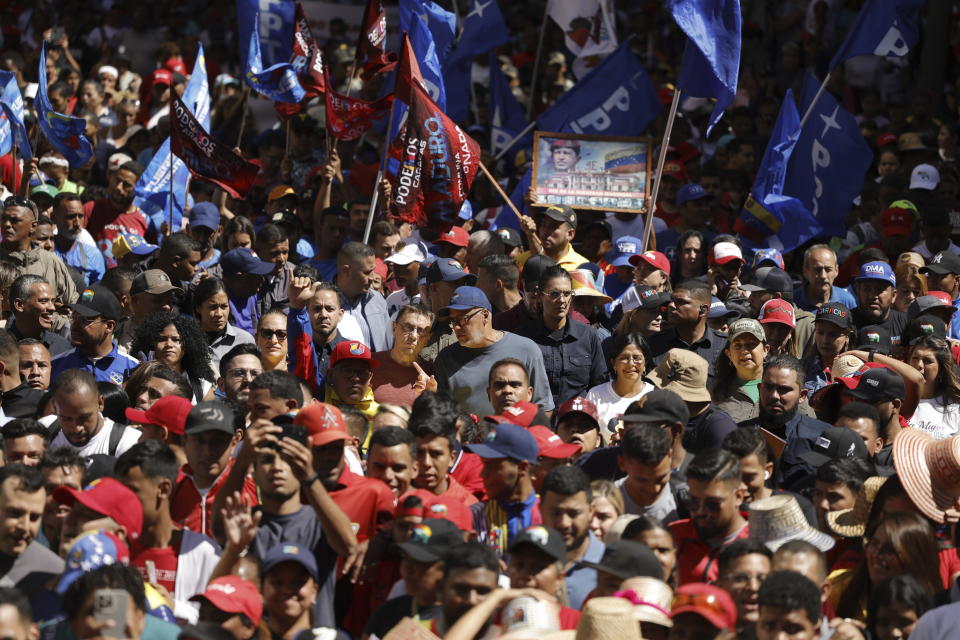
[907,333,960,439]
[133,312,216,402]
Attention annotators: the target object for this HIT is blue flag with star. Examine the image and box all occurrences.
[488,52,529,159]
[736,89,821,252]
[784,72,873,239]
[0,70,31,159]
[443,0,510,122]
[400,0,456,62]
[668,0,742,135]
[36,43,93,167]
[829,0,926,71]
[135,44,212,235]
[243,11,305,104]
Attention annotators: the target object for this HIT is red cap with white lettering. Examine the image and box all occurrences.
[190,576,263,625]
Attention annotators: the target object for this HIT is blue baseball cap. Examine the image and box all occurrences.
[442,286,491,313]
[262,543,319,581]
[188,202,221,230]
[677,183,713,205]
[57,529,130,594]
[752,248,785,270]
[466,423,539,463]
[113,233,159,258]
[708,296,739,320]
[425,258,477,285]
[607,235,642,268]
[221,247,276,277]
[854,261,896,287]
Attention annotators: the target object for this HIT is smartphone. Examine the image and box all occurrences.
[280,423,308,446]
[51,26,65,43]
[93,588,128,639]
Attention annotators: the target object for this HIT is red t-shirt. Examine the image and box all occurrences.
[450,451,486,501]
[131,539,180,594]
[329,468,396,542]
[670,517,751,585]
[83,199,149,264]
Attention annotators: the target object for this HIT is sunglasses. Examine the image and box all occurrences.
[259,329,288,341]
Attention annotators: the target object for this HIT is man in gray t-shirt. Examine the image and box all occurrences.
[434,286,553,416]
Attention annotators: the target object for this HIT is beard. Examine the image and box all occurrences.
[759,404,799,435]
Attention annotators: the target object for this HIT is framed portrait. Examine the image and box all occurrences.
[531,131,653,213]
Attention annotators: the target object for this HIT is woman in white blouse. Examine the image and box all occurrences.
[586,333,654,436]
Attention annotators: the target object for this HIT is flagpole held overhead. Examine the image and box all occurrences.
[364,168,384,245]
[479,162,523,221]
[798,72,831,129]
[640,87,681,254]
[526,0,551,120]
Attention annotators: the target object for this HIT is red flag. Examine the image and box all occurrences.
[394,34,425,105]
[169,96,259,198]
[325,75,393,141]
[356,0,397,79]
[292,2,325,97]
[388,80,481,227]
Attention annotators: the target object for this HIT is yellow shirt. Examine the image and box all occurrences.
[517,244,590,272]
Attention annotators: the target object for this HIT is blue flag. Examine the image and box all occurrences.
[829,0,926,71]
[490,167,530,232]
[237,0,295,69]
[443,0,511,122]
[488,52,529,158]
[400,7,446,110]
[784,72,873,239]
[399,0,456,62]
[0,70,31,159]
[244,13,305,104]
[36,44,93,168]
[668,0,741,135]
[737,89,821,252]
[537,39,660,136]
[135,44,212,235]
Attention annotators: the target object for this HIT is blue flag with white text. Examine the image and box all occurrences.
[135,44,212,235]
[668,0,741,135]
[0,70,31,159]
[443,0,510,122]
[237,0,295,69]
[829,0,926,71]
[36,44,93,167]
[537,39,660,137]
[784,73,873,239]
[400,0,456,62]
[244,14,306,104]
[736,90,821,252]
[488,52,529,159]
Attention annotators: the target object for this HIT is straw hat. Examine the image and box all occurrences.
[829,354,865,381]
[748,494,835,552]
[500,596,561,640]
[893,428,960,523]
[573,597,642,640]
[615,576,674,628]
[604,514,640,544]
[570,269,613,304]
[826,476,888,538]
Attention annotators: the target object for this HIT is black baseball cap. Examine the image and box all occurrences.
[508,525,566,563]
[814,302,854,330]
[577,540,663,581]
[856,325,892,354]
[846,368,905,403]
[799,426,870,468]
[522,255,558,289]
[740,266,793,296]
[903,314,947,346]
[496,228,522,249]
[185,401,237,436]
[619,389,690,425]
[920,251,960,275]
[543,204,577,229]
[69,285,122,322]
[636,285,671,310]
[395,518,464,563]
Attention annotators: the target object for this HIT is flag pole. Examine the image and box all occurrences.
[234,85,250,147]
[283,119,292,166]
[493,121,537,161]
[799,72,832,129]
[168,146,174,232]
[526,0,551,120]
[640,86,682,254]
[479,161,523,220]
[364,96,398,244]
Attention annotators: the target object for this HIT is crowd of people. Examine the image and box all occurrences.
[0,0,958,640]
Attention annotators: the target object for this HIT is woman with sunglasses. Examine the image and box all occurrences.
[256,310,288,371]
[192,277,255,370]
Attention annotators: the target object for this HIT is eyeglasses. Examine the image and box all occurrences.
[259,329,287,341]
[544,289,573,300]
[3,196,35,213]
[615,355,645,364]
[227,368,261,380]
[450,308,483,328]
[335,365,372,380]
[398,322,430,336]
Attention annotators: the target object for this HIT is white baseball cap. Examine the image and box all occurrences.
[910,163,940,191]
[385,243,426,266]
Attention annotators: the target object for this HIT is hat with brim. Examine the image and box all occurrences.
[826,476,888,538]
[748,494,835,552]
[571,598,642,640]
[614,578,674,628]
[893,428,960,524]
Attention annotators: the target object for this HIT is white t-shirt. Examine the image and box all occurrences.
[50,417,142,457]
[386,288,420,318]
[909,398,960,440]
[586,380,654,436]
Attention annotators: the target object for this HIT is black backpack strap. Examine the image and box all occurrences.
[107,422,125,457]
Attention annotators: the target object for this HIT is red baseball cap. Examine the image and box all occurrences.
[396,489,436,517]
[151,69,173,86]
[124,396,193,436]
[758,298,796,328]
[54,478,143,541]
[556,396,600,425]
[662,160,687,182]
[436,225,469,248]
[927,290,954,307]
[671,583,737,630]
[876,132,898,148]
[294,403,350,446]
[423,497,474,533]
[486,401,540,428]
[190,576,263,626]
[164,57,188,76]
[708,242,744,265]
[882,207,912,236]
[629,250,671,275]
[329,341,380,369]
[528,426,581,459]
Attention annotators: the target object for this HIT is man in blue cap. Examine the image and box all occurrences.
[602,235,642,299]
[465,423,541,559]
[187,202,222,271]
[851,261,907,336]
[656,183,717,251]
[220,248,277,335]
[418,257,476,363]
[433,286,552,416]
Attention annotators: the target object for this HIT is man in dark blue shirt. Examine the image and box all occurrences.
[647,279,726,380]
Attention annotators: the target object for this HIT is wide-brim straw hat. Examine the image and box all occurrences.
[570,269,613,304]
[893,428,960,523]
[748,494,835,552]
[826,476,888,538]
[573,597,642,640]
[616,577,674,628]
[829,354,865,380]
